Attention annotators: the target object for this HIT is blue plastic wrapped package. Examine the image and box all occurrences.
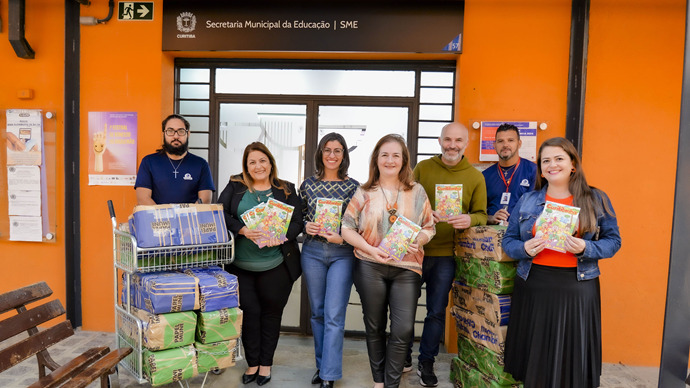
[182,267,239,312]
[175,204,229,245]
[133,271,200,314]
[130,204,229,248]
[130,205,180,248]
[120,273,140,308]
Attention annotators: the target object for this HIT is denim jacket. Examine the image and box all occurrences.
[503,186,622,281]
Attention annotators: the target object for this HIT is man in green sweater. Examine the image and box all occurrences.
[409,122,487,387]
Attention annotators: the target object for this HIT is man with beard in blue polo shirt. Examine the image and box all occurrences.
[135,114,215,204]
[482,123,536,224]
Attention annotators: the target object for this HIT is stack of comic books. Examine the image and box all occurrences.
[240,198,294,247]
[435,184,463,221]
[313,198,343,234]
[534,201,581,253]
[378,215,421,262]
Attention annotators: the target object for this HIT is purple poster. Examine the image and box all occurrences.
[88,112,138,186]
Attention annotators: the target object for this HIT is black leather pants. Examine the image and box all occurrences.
[353,260,422,388]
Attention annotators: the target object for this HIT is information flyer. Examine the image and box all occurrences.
[9,216,43,242]
[88,112,138,186]
[6,109,42,166]
[479,121,537,162]
[7,165,42,217]
[5,109,46,242]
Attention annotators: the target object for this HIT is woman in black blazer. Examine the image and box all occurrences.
[218,142,303,386]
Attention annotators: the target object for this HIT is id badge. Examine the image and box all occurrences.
[500,192,511,205]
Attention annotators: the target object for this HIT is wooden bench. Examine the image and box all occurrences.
[0,282,132,388]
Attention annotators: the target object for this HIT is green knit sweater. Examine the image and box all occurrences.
[413,155,488,256]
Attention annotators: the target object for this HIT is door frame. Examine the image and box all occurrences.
[175,58,457,334]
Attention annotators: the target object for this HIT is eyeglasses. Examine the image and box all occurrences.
[164,128,189,136]
[323,148,344,156]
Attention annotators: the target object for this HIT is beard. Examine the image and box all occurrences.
[498,149,517,162]
[441,147,463,163]
[163,137,188,156]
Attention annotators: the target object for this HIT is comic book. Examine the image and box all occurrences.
[240,203,265,230]
[314,198,343,234]
[378,215,422,262]
[435,184,463,221]
[534,201,581,253]
[255,198,294,247]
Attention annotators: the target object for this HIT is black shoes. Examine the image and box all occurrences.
[257,374,272,386]
[242,370,259,384]
[320,381,334,388]
[417,360,438,387]
[311,369,322,384]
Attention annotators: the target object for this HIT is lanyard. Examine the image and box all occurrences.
[499,159,520,192]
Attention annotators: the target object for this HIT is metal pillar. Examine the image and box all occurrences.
[658,0,690,385]
[64,0,82,328]
[565,0,590,155]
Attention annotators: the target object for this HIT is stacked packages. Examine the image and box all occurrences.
[120,266,242,386]
[451,225,521,387]
[128,203,229,248]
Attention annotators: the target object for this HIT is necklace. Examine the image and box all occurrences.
[256,189,272,203]
[381,186,400,223]
[499,159,521,190]
[167,155,185,178]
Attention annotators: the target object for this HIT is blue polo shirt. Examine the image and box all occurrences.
[482,157,536,216]
[134,152,215,204]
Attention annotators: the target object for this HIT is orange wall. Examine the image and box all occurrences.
[0,0,684,367]
[458,0,573,159]
[584,0,685,365]
[78,1,167,331]
[0,1,67,316]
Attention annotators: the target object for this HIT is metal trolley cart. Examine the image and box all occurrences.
[108,201,237,386]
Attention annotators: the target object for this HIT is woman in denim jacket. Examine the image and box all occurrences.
[502,137,621,388]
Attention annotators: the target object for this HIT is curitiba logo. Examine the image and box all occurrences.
[177,12,197,37]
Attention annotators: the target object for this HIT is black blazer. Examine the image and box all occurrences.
[217,175,303,282]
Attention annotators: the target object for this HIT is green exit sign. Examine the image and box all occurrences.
[118,2,154,21]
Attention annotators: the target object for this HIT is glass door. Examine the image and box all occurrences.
[316,104,426,334]
[217,102,307,329]
[316,105,410,184]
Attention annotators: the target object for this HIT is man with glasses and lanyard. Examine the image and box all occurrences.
[134,114,215,205]
[482,123,536,225]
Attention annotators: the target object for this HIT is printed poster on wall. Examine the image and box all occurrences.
[6,109,42,166]
[88,112,138,186]
[479,121,537,162]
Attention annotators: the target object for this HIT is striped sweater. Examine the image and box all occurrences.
[342,183,435,275]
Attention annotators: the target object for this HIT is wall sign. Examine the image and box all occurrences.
[88,112,138,186]
[479,121,538,162]
[118,2,154,21]
[162,0,464,53]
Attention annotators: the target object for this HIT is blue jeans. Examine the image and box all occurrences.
[301,239,355,381]
[416,256,456,363]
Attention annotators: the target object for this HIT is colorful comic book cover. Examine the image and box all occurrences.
[240,206,258,229]
[240,203,266,230]
[378,215,422,262]
[256,199,294,247]
[535,201,581,253]
[314,198,343,234]
[435,184,463,221]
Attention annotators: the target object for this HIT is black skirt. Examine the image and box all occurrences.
[504,264,602,388]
